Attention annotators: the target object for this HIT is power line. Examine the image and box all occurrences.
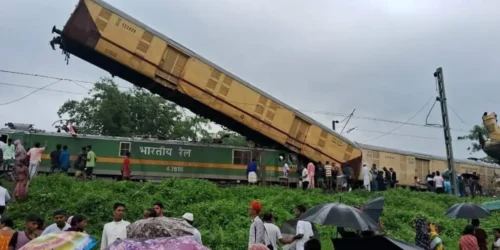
[362,96,435,143]
[0,69,472,133]
[0,80,474,142]
[0,82,86,96]
[352,128,440,140]
[0,80,63,106]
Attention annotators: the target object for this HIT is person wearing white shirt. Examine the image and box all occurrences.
[182,212,202,245]
[362,163,371,191]
[295,205,313,250]
[0,183,11,216]
[100,202,130,249]
[433,171,445,194]
[42,209,71,235]
[262,212,299,250]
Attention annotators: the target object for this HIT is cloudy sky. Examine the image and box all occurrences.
[1,0,498,160]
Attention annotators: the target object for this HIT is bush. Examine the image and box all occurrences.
[5,175,499,250]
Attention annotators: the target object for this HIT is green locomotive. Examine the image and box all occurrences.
[0,127,297,183]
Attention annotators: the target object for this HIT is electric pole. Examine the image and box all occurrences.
[332,120,339,131]
[434,67,459,196]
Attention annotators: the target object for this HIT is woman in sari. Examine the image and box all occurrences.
[429,222,444,250]
[13,162,29,201]
[414,218,430,250]
[13,140,25,166]
[0,217,14,250]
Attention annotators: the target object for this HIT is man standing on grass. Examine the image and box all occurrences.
[248,200,265,247]
[0,182,11,217]
[85,145,96,180]
[101,202,130,249]
[294,205,312,250]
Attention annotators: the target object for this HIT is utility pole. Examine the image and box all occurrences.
[434,67,459,196]
[340,109,356,134]
[332,120,339,131]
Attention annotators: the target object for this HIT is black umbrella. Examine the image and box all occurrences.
[333,235,424,250]
[362,196,384,222]
[446,203,491,219]
[298,203,380,231]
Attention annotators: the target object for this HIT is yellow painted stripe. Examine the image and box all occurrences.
[41,154,283,172]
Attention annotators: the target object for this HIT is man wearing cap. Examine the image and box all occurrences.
[248,200,265,248]
[182,213,202,245]
[41,209,70,235]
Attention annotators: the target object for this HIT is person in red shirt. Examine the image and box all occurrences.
[121,152,131,181]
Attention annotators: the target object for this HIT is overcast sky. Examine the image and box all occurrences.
[1,0,498,160]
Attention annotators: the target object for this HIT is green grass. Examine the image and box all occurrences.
[4,175,499,249]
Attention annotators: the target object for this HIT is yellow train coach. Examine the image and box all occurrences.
[358,143,499,190]
[51,0,363,177]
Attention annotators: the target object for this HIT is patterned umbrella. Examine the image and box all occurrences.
[127,217,196,238]
[19,231,96,250]
[104,236,210,250]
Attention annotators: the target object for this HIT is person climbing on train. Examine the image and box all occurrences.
[26,141,47,181]
[246,158,258,185]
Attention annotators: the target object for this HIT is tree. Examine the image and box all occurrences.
[57,78,211,140]
[459,125,496,163]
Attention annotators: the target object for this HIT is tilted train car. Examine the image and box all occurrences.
[49,0,363,177]
[1,129,296,183]
[358,143,499,190]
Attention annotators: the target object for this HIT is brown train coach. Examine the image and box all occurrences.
[358,143,499,190]
[50,0,363,177]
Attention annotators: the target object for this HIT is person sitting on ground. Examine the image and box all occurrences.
[41,209,70,235]
[8,215,38,250]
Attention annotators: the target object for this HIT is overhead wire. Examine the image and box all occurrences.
[0,79,62,106]
[0,70,472,133]
[361,96,435,143]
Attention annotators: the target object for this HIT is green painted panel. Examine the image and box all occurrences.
[130,142,233,164]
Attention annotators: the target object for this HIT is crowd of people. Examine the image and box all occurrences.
[0,200,204,249]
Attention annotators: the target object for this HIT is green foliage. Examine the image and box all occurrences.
[459,125,497,162]
[6,176,499,250]
[57,78,211,140]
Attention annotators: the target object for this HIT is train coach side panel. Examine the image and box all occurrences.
[179,58,290,147]
[83,0,165,80]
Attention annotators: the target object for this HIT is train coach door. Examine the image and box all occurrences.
[415,158,430,183]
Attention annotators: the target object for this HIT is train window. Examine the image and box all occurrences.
[233,150,251,165]
[119,142,131,157]
[0,134,7,144]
